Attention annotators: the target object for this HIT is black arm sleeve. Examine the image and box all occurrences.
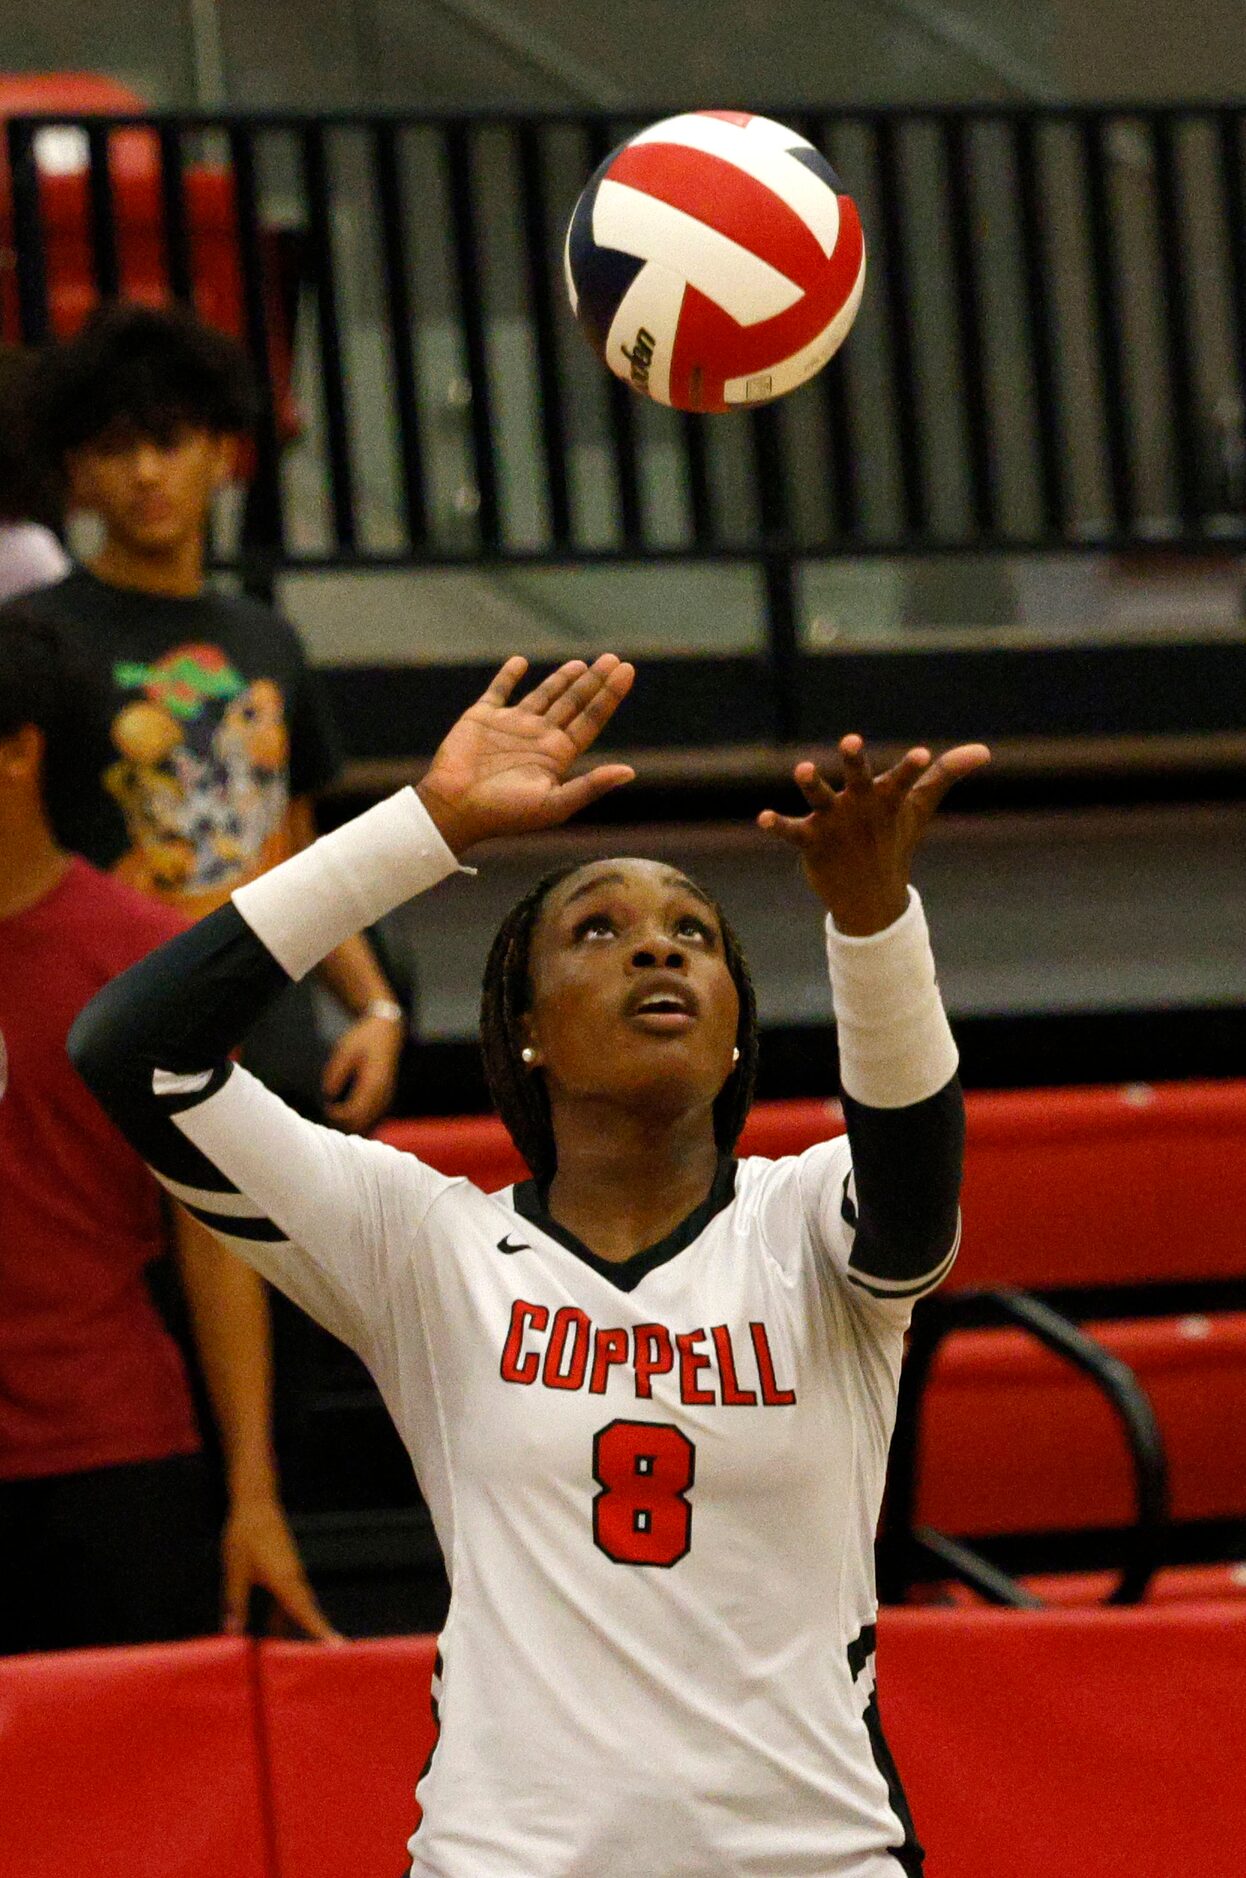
[69,895,451,1360]
[68,904,293,1196]
[839,1075,964,1298]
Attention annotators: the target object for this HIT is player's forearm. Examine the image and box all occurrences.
[231,789,462,981]
[172,1205,279,1503]
[288,794,400,1018]
[826,889,963,1283]
[72,793,454,1078]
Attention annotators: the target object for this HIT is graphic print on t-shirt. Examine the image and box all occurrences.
[105,642,291,906]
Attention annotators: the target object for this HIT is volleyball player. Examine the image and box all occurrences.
[71,653,988,1877]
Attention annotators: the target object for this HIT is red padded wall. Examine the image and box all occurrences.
[258,1635,438,1878]
[5,1618,1245,1876]
[877,1605,1246,1878]
[0,1636,270,1878]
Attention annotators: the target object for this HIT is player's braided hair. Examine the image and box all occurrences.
[480,864,759,1188]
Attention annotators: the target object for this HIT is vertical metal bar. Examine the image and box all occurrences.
[85,122,121,299]
[750,404,791,544]
[1012,114,1066,537]
[157,122,194,303]
[6,119,50,341]
[371,122,429,551]
[679,411,715,548]
[942,115,997,537]
[1081,114,1135,537]
[872,115,927,540]
[602,366,644,547]
[585,119,644,551]
[750,405,799,741]
[1217,111,1246,490]
[228,124,285,561]
[1151,114,1202,534]
[443,121,501,552]
[515,122,573,550]
[762,555,801,744]
[300,123,357,552]
[804,114,858,542]
[819,363,858,545]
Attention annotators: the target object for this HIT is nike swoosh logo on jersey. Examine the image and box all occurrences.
[497,1235,531,1255]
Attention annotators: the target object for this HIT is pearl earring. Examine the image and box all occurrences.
[521,1047,537,1065]
[732,1047,740,1064]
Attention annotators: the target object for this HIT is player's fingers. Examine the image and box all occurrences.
[548,764,636,820]
[793,761,837,813]
[838,734,874,794]
[876,747,932,800]
[757,808,813,847]
[476,655,529,709]
[907,742,992,819]
[519,658,589,717]
[562,659,636,748]
[544,654,622,728]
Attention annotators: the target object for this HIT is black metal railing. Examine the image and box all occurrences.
[8,104,1246,747]
[879,1287,1171,1608]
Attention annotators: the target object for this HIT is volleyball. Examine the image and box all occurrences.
[564,110,866,414]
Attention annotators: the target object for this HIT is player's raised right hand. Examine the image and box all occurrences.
[417,654,636,855]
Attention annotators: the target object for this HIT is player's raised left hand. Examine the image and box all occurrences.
[418,654,636,855]
[758,735,991,935]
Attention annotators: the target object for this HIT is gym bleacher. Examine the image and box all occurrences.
[4,21,1246,1876]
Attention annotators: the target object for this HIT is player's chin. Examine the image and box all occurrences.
[614,1032,727,1098]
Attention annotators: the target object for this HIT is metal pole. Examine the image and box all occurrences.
[187,0,229,107]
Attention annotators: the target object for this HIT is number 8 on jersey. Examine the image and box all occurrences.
[592,1420,696,1567]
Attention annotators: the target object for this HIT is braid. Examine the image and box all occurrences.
[480,867,576,1187]
[480,865,760,1186]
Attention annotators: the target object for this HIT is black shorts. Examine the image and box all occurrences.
[0,1451,220,1655]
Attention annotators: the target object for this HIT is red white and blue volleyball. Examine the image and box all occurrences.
[564,110,866,414]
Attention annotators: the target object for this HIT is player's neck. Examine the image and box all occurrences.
[0,813,71,922]
[90,532,206,599]
[546,1105,721,1262]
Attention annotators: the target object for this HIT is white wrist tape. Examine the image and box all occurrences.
[232,788,466,981]
[825,887,958,1109]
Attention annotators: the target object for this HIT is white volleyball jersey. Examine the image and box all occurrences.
[160,1060,952,1878]
[71,793,962,1877]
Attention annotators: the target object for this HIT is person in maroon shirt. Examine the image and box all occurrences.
[0,606,335,1651]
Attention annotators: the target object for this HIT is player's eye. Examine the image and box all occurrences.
[572,911,616,941]
[675,913,715,944]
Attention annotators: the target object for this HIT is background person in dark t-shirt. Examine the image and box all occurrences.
[13,302,404,1131]
[0,610,335,1651]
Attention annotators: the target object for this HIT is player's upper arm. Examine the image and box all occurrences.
[793,1078,964,1317]
[67,896,452,1361]
[154,1060,454,1359]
